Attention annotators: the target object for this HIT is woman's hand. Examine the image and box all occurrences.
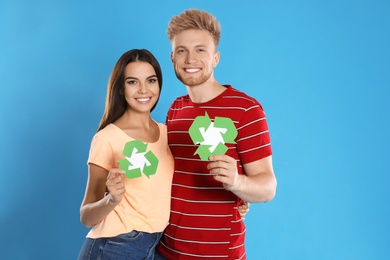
[106,168,126,204]
[238,201,250,219]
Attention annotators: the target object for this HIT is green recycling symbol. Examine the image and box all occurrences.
[118,140,159,179]
[189,112,238,161]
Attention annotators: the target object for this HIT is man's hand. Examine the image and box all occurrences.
[208,154,241,191]
[208,155,276,203]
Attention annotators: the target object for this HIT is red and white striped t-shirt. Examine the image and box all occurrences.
[157,85,272,259]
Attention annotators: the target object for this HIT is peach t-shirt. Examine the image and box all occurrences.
[86,123,174,238]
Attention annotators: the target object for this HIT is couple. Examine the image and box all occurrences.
[78,9,277,260]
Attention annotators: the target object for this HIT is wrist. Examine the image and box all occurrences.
[232,174,244,191]
[105,192,119,206]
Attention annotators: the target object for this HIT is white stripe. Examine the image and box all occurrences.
[231,218,244,224]
[223,95,256,103]
[167,119,241,126]
[175,170,210,176]
[169,223,231,231]
[168,144,194,148]
[236,251,246,260]
[197,106,247,111]
[174,156,203,162]
[239,143,271,154]
[170,106,194,111]
[164,233,230,245]
[236,117,266,131]
[167,118,194,122]
[173,183,224,190]
[167,130,189,134]
[230,229,246,236]
[174,157,241,166]
[171,210,233,217]
[236,130,269,142]
[229,243,245,250]
[244,105,260,112]
[171,197,235,204]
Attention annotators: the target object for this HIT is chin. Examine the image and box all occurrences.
[180,77,205,87]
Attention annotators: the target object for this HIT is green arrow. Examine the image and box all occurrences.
[189,112,212,144]
[195,144,213,161]
[214,116,237,144]
[123,140,147,157]
[211,142,229,157]
[118,140,159,179]
[143,151,159,178]
[125,168,142,179]
[118,158,143,179]
[189,113,238,161]
[118,157,132,173]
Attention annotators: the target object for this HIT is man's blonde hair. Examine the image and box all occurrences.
[167,9,221,47]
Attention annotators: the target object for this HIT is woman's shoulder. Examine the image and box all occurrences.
[93,124,119,140]
[155,122,167,132]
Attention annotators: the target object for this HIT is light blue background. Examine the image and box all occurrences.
[1,0,389,259]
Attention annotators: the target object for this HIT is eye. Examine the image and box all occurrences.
[126,79,137,85]
[177,49,185,54]
[148,78,158,84]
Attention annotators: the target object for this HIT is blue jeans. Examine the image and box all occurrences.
[78,231,163,260]
[153,250,168,260]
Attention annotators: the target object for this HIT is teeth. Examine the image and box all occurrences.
[185,68,200,73]
[137,98,150,102]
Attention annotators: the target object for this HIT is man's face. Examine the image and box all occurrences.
[170,29,220,87]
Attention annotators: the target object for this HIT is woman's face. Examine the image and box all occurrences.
[123,61,160,114]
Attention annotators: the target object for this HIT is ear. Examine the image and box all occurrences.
[213,51,220,68]
[170,52,174,65]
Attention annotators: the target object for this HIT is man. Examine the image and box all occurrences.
[156,9,277,259]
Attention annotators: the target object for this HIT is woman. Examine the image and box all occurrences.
[78,49,174,260]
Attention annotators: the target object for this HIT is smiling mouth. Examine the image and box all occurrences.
[136,97,151,102]
[184,68,201,73]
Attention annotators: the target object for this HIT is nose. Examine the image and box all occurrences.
[138,83,147,94]
[185,51,196,64]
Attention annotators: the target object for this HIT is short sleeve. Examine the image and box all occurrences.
[236,103,272,164]
[87,133,115,171]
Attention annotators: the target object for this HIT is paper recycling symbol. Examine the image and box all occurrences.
[118,140,159,179]
[189,113,238,161]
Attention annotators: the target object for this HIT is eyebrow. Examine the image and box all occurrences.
[175,44,208,50]
[124,75,157,80]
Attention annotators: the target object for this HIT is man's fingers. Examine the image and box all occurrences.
[209,154,234,163]
[208,155,236,172]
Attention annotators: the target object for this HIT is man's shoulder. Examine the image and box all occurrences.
[173,94,190,101]
[224,86,262,107]
[170,94,191,106]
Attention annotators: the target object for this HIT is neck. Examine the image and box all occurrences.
[116,110,153,129]
[186,81,226,103]
[114,110,159,143]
